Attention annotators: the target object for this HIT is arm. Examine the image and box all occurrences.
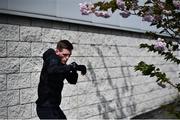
[47,60,85,84]
[46,56,72,74]
[42,48,72,74]
[65,70,78,84]
[65,63,87,84]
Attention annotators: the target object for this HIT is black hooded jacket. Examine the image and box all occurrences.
[36,48,78,107]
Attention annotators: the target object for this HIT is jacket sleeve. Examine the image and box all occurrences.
[65,70,78,84]
[42,48,71,74]
[46,56,71,74]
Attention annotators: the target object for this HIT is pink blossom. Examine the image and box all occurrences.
[163,10,172,15]
[95,11,111,18]
[116,0,126,10]
[157,1,165,10]
[131,0,139,10]
[79,2,94,15]
[153,15,162,22]
[142,14,154,22]
[154,38,167,51]
[173,0,180,9]
[120,10,131,18]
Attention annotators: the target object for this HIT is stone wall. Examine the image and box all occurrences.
[0,14,179,119]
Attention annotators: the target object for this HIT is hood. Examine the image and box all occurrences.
[43,48,56,61]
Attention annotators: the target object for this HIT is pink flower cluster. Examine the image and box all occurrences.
[95,11,111,18]
[79,2,111,18]
[79,0,180,19]
[142,14,162,22]
[79,2,94,15]
[142,14,154,22]
[173,0,180,9]
[116,0,126,10]
[154,38,167,51]
[141,1,164,22]
[116,0,131,18]
[120,10,131,18]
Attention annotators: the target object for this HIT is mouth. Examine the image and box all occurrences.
[61,60,67,64]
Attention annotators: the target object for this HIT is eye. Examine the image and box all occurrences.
[63,54,70,57]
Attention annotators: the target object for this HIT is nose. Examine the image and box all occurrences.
[65,55,70,60]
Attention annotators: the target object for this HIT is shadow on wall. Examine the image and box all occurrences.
[86,45,136,119]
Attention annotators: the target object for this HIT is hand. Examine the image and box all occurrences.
[70,62,87,75]
[70,62,78,70]
[77,65,87,75]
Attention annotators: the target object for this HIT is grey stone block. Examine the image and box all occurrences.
[29,117,39,120]
[0,107,7,119]
[0,91,7,107]
[31,72,40,87]
[77,81,96,94]
[31,103,37,117]
[90,33,106,45]
[78,32,93,44]
[7,42,31,57]
[31,42,54,58]
[61,96,78,110]
[78,104,99,119]
[61,30,79,43]
[0,41,6,57]
[20,58,42,72]
[0,58,19,74]
[95,46,118,57]
[0,90,19,107]
[74,45,99,57]
[20,88,37,104]
[20,26,41,42]
[64,108,78,119]
[62,84,78,97]
[7,90,20,106]
[0,74,6,91]
[0,24,19,41]
[43,42,55,51]
[8,104,31,119]
[7,73,31,90]
[77,93,99,107]
[31,42,44,57]
[42,28,61,42]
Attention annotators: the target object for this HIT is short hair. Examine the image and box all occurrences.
[56,40,73,51]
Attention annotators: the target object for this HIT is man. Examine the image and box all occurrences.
[36,40,86,119]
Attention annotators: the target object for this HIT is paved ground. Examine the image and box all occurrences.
[132,107,178,119]
[132,100,180,119]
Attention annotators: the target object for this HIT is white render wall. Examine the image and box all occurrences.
[0,14,179,119]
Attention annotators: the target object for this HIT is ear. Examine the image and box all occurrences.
[55,49,60,55]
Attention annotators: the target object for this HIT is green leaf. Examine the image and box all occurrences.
[150,73,155,77]
[172,44,179,51]
[160,29,165,34]
[150,22,157,26]
[156,68,160,71]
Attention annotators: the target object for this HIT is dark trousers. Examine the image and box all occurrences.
[36,106,67,119]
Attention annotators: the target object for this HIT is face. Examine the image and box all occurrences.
[55,48,71,64]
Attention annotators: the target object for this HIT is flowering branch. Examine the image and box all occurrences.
[79,0,180,38]
[140,38,180,64]
[135,61,180,91]
[79,0,180,117]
